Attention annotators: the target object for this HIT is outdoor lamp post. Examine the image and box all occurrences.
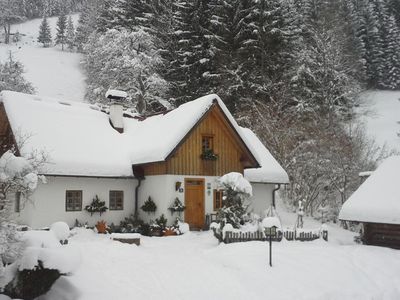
[264,225,277,267]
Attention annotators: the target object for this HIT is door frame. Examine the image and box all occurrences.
[184,178,205,229]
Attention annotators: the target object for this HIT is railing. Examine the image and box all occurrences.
[213,228,328,244]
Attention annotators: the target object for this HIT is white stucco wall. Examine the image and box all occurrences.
[248,183,275,217]
[13,176,137,229]
[138,175,221,225]
[11,174,277,229]
[138,175,276,225]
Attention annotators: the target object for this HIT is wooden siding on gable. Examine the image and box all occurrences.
[142,104,257,176]
[0,103,18,156]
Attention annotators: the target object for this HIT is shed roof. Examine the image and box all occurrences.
[0,91,288,183]
[339,156,400,224]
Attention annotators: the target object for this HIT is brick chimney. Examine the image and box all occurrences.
[105,89,127,133]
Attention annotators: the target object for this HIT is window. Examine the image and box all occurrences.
[66,190,82,211]
[202,135,214,153]
[109,190,124,210]
[15,192,21,213]
[213,190,224,210]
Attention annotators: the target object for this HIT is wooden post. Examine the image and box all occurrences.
[269,235,272,267]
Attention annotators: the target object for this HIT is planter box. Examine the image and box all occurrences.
[111,233,141,246]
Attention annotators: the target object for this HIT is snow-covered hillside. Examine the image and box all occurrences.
[358,91,400,152]
[0,15,85,102]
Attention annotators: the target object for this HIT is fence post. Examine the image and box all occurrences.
[322,230,328,241]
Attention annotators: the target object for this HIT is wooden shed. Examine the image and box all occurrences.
[339,156,400,249]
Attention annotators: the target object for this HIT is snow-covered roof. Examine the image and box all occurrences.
[339,156,400,224]
[105,89,128,99]
[0,91,288,182]
[0,91,133,177]
[241,128,289,184]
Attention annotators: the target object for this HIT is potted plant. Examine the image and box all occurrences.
[200,149,218,160]
[150,214,168,237]
[85,195,108,216]
[141,196,157,214]
[95,220,108,234]
[168,197,186,214]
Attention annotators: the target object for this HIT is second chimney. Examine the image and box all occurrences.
[106,89,127,133]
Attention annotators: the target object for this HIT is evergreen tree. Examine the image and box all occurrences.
[75,0,102,51]
[55,12,67,50]
[37,15,52,47]
[84,28,169,113]
[0,0,25,44]
[388,0,400,27]
[116,0,155,31]
[66,15,75,50]
[0,52,35,94]
[168,0,216,106]
[372,0,400,89]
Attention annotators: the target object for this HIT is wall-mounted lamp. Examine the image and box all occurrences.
[175,181,182,191]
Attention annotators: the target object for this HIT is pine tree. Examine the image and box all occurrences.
[83,28,168,113]
[66,16,75,50]
[0,0,25,44]
[168,0,216,106]
[388,0,400,28]
[75,0,102,51]
[37,15,52,47]
[0,52,35,94]
[55,12,67,50]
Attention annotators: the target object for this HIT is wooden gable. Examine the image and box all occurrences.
[0,103,18,156]
[140,103,259,176]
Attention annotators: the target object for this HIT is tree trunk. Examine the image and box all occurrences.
[4,24,10,44]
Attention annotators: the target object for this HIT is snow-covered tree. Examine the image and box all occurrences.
[84,28,169,113]
[75,0,102,51]
[0,52,35,94]
[37,16,52,47]
[216,172,252,228]
[55,12,67,50]
[0,0,25,44]
[66,15,75,50]
[0,149,47,276]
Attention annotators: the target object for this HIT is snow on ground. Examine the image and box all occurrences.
[0,14,85,102]
[358,91,400,152]
[52,225,400,300]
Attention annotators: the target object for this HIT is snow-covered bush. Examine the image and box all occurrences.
[216,172,252,229]
[3,230,81,299]
[0,149,47,295]
[0,150,46,268]
[50,222,70,243]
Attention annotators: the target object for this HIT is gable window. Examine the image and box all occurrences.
[66,190,82,211]
[15,192,21,213]
[109,190,124,210]
[202,135,214,153]
[213,189,224,210]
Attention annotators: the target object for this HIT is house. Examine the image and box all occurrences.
[0,90,289,229]
[339,156,400,249]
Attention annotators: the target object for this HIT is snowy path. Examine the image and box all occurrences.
[0,15,85,102]
[359,91,400,152]
[62,228,400,300]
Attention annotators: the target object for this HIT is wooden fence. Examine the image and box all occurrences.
[213,228,328,244]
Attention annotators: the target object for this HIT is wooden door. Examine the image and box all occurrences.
[184,178,205,229]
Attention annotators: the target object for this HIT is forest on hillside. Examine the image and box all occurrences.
[1,0,400,221]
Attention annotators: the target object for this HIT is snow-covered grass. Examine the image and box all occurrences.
[0,15,85,102]
[34,217,399,300]
[54,227,400,300]
[358,91,400,152]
